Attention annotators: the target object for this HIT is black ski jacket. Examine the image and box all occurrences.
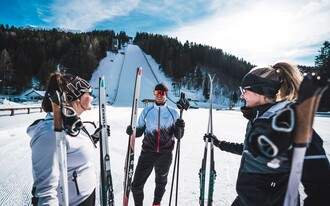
[215,101,330,206]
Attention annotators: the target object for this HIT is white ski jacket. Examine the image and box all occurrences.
[27,113,97,205]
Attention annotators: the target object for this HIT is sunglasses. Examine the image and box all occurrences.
[239,86,249,95]
[239,84,271,95]
[154,90,167,96]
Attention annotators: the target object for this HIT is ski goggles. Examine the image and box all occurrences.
[154,90,167,96]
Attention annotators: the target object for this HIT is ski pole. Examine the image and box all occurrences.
[50,91,69,206]
[169,92,189,206]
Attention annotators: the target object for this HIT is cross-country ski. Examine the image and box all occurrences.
[199,74,216,206]
[99,76,115,206]
[123,67,142,206]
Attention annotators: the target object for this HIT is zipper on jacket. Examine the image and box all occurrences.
[157,107,161,153]
[72,171,80,195]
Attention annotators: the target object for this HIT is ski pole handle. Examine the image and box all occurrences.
[176,92,189,119]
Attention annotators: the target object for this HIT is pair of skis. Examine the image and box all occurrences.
[123,67,143,206]
[284,74,329,206]
[199,74,216,206]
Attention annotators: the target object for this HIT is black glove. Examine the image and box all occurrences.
[176,94,190,111]
[126,125,133,135]
[174,119,185,139]
[91,125,110,144]
[61,105,83,137]
[203,133,221,147]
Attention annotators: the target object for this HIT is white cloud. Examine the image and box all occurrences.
[166,0,330,66]
[36,0,330,66]
[41,0,140,30]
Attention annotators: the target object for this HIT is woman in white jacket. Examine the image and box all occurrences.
[27,72,99,206]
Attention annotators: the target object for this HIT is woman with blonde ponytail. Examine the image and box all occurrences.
[206,61,330,205]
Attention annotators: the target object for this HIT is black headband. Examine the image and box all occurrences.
[241,73,281,98]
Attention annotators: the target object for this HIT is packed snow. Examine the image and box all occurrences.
[0,44,329,206]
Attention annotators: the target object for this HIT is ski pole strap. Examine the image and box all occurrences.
[81,126,97,148]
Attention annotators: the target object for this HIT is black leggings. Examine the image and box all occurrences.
[132,151,173,206]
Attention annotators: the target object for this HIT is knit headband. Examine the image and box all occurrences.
[241,73,281,98]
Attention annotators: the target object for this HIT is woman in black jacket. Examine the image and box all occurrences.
[208,61,330,206]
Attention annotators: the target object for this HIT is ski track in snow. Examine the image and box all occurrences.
[0,108,329,206]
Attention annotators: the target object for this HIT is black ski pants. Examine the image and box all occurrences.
[132,150,172,206]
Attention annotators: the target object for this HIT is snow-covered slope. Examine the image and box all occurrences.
[90,44,177,107]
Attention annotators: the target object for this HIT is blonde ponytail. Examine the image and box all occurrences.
[272,62,302,101]
[248,61,303,102]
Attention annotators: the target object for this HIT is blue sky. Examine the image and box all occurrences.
[1,0,330,66]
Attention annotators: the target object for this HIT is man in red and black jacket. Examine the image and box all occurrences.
[126,83,185,206]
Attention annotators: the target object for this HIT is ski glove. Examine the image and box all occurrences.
[126,125,133,135]
[126,125,145,137]
[61,105,83,137]
[174,119,185,139]
[204,133,221,147]
[91,125,110,143]
[248,107,294,159]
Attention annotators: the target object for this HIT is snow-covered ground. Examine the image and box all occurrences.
[0,44,329,205]
[0,105,329,206]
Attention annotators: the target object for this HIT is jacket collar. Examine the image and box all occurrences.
[153,102,167,110]
[240,104,273,121]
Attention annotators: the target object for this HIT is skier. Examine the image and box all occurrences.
[207,61,330,206]
[126,83,185,206]
[27,72,107,206]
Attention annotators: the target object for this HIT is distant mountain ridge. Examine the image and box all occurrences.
[20,24,83,33]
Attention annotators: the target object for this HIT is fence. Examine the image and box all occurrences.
[0,106,43,116]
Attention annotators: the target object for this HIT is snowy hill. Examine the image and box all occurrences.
[89,43,236,109]
[89,44,178,107]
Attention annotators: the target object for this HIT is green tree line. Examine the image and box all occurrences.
[0,24,130,93]
[0,24,328,110]
[134,33,329,110]
[134,32,254,92]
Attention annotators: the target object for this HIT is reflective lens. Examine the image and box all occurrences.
[81,87,92,93]
[239,86,246,95]
[240,86,256,95]
[154,90,167,96]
